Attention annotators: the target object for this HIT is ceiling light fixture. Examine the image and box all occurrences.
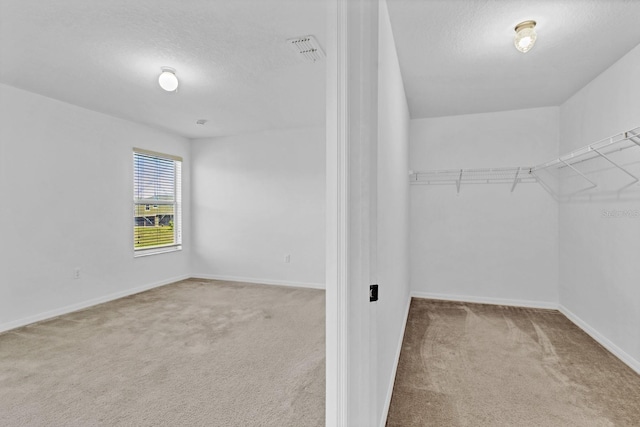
[514,20,537,53]
[158,67,179,92]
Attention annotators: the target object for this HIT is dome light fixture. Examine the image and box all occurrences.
[514,20,537,53]
[158,67,179,92]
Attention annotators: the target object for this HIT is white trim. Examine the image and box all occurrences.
[0,274,190,334]
[559,304,640,375]
[379,295,411,427]
[133,147,183,162]
[410,291,558,310]
[326,0,351,424]
[134,245,182,257]
[190,274,325,290]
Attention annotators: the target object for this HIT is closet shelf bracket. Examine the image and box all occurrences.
[592,147,639,183]
[510,167,521,193]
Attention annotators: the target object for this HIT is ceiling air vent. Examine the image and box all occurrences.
[287,35,325,63]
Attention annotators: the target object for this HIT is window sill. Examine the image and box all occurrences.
[134,245,182,258]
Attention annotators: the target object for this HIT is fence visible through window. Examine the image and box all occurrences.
[133,149,182,255]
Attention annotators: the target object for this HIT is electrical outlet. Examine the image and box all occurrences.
[284,254,291,263]
[74,268,81,279]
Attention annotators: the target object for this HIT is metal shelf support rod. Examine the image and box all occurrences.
[592,147,639,183]
[510,167,521,193]
[560,159,598,190]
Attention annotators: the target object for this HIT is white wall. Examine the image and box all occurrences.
[376,1,411,425]
[410,107,559,307]
[190,127,325,288]
[558,43,640,372]
[0,84,191,331]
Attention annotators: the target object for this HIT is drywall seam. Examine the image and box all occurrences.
[559,304,640,375]
[411,291,559,310]
[0,274,191,334]
[191,274,325,290]
[379,295,411,427]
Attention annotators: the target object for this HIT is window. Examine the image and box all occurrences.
[133,149,182,256]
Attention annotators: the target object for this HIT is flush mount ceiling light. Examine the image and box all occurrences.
[158,67,179,92]
[514,20,537,53]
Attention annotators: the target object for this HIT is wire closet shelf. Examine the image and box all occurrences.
[410,167,535,193]
[410,126,640,195]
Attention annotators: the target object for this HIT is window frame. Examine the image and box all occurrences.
[133,148,183,257]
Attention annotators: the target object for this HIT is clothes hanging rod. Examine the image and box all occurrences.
[409,126,640,195]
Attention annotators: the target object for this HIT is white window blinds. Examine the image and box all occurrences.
[133,149,182,255]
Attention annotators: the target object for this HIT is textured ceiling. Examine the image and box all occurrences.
[3,1,640,137]
[0,0,326,138]
[386,0,640,119]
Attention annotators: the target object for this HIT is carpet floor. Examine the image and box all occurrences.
[0,279,325,426]
[386,298,640,427]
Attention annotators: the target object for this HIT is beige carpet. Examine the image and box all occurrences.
[387,299,640,427]
[0,279,325,426]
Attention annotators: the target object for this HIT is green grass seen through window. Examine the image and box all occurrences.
[134,226,174,249]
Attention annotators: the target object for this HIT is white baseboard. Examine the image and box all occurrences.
[190,274,325,290]
[411,291,558,310]
[407,292,640,375]
[559,304,640,375]
[0,274,191,334]
[0,273,322,334]
[380,294,411,427]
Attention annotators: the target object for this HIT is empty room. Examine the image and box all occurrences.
[2,1,640,427]
[0,0,328,425]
